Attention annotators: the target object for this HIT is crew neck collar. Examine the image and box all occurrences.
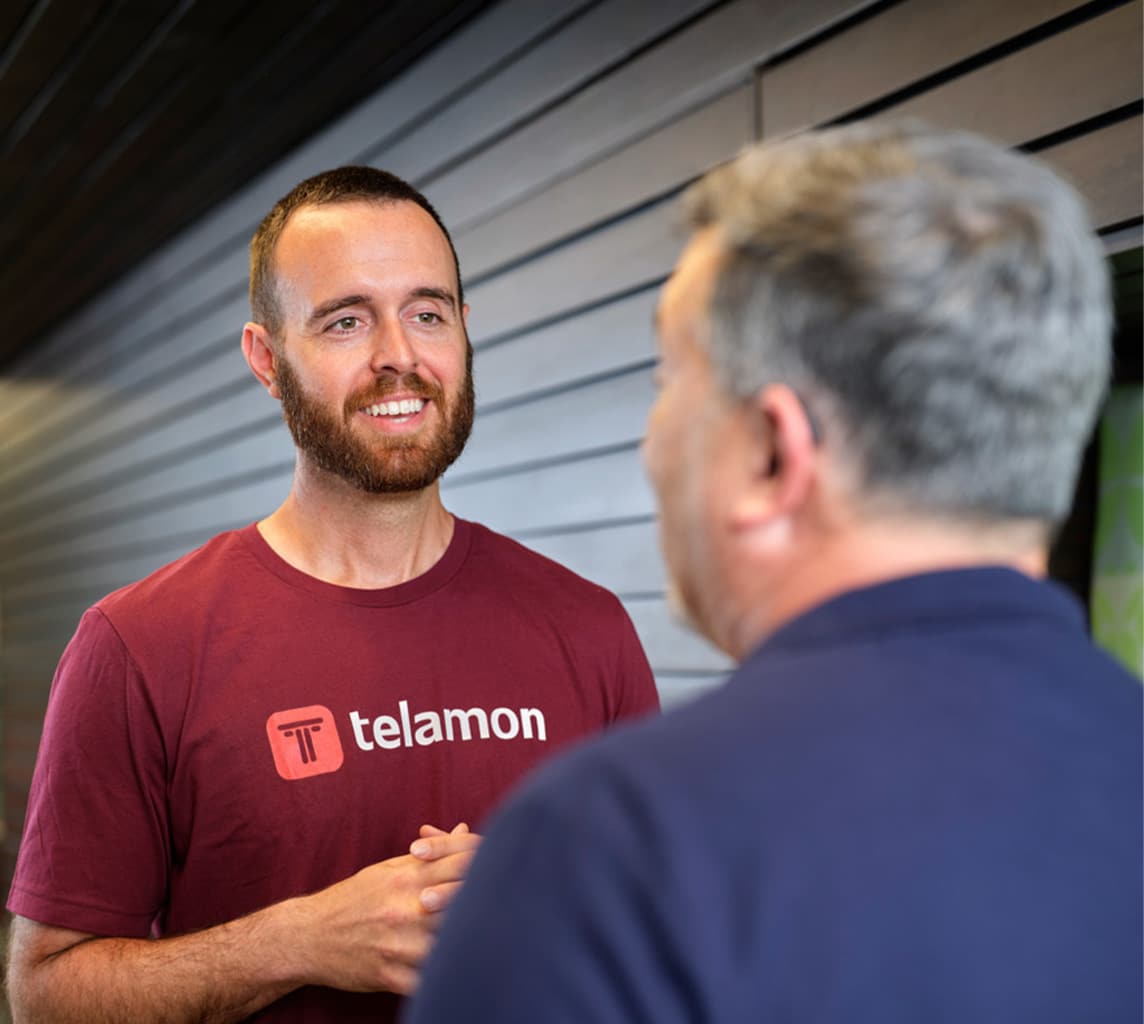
[238,517,472,607]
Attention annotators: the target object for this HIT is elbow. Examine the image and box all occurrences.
[6,944,49,1023]
[5,916,94,1023]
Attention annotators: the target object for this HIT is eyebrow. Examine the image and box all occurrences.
[306,287,458,328]
[410,286,458,311]
[307,294,372,327]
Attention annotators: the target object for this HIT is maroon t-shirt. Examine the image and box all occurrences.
[9,518,658,1021]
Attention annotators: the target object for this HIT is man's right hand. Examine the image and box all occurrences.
[293,825,481,996]
[7,826,482,1022]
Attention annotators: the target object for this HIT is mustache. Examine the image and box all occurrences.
[345,373,443,411]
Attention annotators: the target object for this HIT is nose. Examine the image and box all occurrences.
[369,317,418,375]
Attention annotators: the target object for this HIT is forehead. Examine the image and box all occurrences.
[274,199,456,299]
[657,227,724,348]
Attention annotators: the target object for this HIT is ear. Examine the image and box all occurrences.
[730,383,818,531]
[242,322,281,399]
[461,302,470,329]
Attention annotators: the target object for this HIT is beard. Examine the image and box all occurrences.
[275,345,475,494]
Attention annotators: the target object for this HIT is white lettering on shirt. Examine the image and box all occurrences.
[348,700,547,751]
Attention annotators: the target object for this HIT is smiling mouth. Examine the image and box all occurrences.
[363,398,427,418]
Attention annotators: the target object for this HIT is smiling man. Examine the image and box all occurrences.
[405,123,1143,1023]
[5,167,658,1023]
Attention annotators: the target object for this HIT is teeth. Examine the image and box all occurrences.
[366,399,425,417]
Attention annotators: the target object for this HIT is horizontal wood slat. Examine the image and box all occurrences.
[430,0,873,232]
[456,84,755,281]
[760,0,1087,135]
[519,518,666,596]
[872,3,1142,146]
[657,675,729,708]
[625,597,733,673]
[1040,115,1144,229]
[386,0,716,194]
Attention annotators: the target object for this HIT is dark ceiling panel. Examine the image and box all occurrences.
[0,0,178,201]
[0,0,110,135]
[0,0,249,254]
[0,0,38,60]
[0,0,495,370]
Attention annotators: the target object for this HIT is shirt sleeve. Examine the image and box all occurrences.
[7,608,172,937]
[608,599,661,722]
[403,748,693,1024]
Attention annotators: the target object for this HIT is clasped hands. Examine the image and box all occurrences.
[409,821,482,912]
[293,821,482,995]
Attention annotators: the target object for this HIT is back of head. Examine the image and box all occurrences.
[685,121,1112,529]
[249,165,462,339]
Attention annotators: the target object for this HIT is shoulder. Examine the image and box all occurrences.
[96,526,260,643]
[462,520,628,617]
[100,527,253,609]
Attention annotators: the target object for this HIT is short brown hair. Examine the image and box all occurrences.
[249,166,463,337]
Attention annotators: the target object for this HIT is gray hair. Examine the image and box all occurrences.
[684,120,1112,526]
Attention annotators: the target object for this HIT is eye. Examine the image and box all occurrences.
[335,316,359,330]
[413,311,443,324]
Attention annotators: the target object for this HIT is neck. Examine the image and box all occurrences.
[726,516,1048,660]
[258,459,455,589]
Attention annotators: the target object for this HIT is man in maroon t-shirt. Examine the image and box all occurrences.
[6,168,659,1022]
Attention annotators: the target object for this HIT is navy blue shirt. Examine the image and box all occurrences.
[406,569,1143,1023]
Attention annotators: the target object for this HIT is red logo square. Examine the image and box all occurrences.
[266,705,344,780]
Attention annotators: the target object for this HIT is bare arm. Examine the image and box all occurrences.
[7,910,298,1024]
[7,828,481,1024]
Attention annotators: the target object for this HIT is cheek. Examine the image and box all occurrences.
[424,340,469,387]
[644,402,704,581]
[642,393,680,491]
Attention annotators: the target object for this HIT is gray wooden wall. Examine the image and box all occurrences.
[0,0,1140,889]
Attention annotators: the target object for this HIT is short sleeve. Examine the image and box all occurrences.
[7,608,171,937]
[608,599,660,722]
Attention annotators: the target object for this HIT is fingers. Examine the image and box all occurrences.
[409,829,482,862]
[417,821,470,839]
[411,849,478,920]
[407,840,480,916]
[386,962,422,998]
[418,880,464,913]
[421,848,478,885]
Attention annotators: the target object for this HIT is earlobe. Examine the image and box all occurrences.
[241,323,280,398]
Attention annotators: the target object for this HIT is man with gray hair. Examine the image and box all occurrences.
[405,122,1143,1023]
